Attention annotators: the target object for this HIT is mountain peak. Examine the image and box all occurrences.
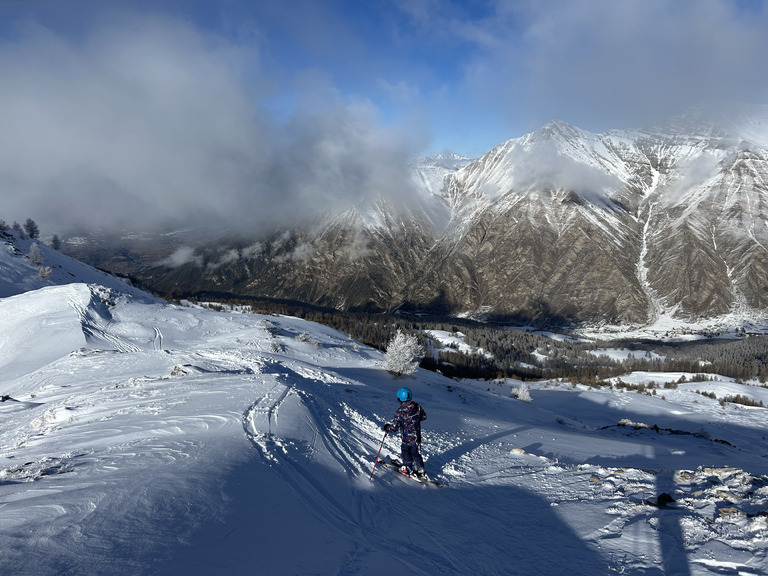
[534,119,592,142]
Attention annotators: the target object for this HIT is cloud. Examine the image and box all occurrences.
[460,0,768,133]
[272,243,310,264]
[158,246,202,268]
[509,141,624,198]
[206,248,240,271]
[0,9,425,237]
[241,242,265,259]
[256,70,427,229]
[662,151,723,208]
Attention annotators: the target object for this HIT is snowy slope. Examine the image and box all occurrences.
[1,229,154,301]
[2,236,768,575]
[412,152,473,197]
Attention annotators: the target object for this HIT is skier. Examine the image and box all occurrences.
[383,387,428,478]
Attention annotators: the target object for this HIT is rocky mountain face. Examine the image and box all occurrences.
[419,112,768,324]
[74,110,768,326]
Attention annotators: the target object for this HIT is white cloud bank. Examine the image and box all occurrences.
[0,10,424,236]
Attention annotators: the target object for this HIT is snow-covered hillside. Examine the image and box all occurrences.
[2,232,768,575]
[1,228,153,301]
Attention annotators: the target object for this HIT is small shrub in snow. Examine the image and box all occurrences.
[38,266,52,279]
[270,341,284,354]
[261,319,277,337]
[720,394,764,408]
[170,365,189,377]
[511,384,531,402]
[384,329,424,377]
[296,332,321,348]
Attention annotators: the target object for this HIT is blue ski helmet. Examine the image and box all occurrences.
[396,387,412,402]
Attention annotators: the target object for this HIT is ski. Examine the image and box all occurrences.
[377,458,444,487]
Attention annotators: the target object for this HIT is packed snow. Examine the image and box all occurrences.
[2,234,768,575]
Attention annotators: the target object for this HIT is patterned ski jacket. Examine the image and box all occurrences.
[389,400,427,446]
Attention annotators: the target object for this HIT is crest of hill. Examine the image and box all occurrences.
[0,228,156,301]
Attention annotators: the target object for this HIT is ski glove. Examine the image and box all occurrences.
[383,423,392,433]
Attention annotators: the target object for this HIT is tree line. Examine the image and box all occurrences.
[1,217,62,249]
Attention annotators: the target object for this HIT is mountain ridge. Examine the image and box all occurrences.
[62,111,768,327]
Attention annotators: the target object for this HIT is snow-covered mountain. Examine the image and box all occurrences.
[66,109,768,327]
[3,227,768,575]
[418,109,768,324]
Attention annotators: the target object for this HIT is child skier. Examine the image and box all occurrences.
[383,387,428,478]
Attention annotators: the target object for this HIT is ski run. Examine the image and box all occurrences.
[2,238,768,575]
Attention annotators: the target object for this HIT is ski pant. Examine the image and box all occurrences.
[400,443,425,473]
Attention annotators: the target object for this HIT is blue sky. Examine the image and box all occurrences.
[1,0,767,233]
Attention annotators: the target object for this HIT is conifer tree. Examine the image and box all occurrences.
[23,218,40,239]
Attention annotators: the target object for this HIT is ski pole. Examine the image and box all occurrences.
[369,430,388,480]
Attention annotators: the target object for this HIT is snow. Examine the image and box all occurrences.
[590,348,666,362]
[2,233,768,575]
[425,329,493,359]
[1,232,152,301]
[412,153,472,198]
